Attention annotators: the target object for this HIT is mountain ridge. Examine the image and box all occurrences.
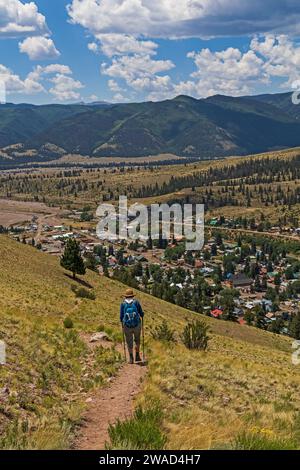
[1,92,300,163]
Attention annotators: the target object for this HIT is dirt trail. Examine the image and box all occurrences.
[74,339,147,450]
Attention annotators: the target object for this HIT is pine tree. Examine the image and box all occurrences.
[254,306,266,330]
[289,312,300,340]
[61,238,86,279]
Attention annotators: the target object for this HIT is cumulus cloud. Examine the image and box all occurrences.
[173,34,300,99]
[0,63,44,94]
[67,0,300,39]
[0,62,84,101]
[102,54,174,81]
[251,35,300,87]
[19,36,60,60]
[49,74,84,101]
[185,46,266,97]
[67,1,300,101]
[108,79,122,92]
[100,33,300,101]
[102,53,174,100]
[88,41,99,53]
[96,34,158,57]
[0,0,49,37]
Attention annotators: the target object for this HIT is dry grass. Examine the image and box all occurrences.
[141,336,300,450]
[0,234,298,450]
[1,146,300,212]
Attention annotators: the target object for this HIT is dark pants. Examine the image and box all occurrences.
[123,324,141,353]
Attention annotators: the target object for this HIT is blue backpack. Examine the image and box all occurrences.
[123,301,140,328]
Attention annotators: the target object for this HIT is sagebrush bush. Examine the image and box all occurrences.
[63,317,74,329]
[182,320,210,350]
[151,320,175,342]
[71,285,96,300]
[106,405,166,450]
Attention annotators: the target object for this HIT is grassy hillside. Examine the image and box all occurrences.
[1,235,300,449]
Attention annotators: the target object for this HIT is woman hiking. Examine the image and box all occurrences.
[120,288,144,364]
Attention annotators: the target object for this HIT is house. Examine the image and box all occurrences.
[136,255,148,263]
[211,309,223,318]
[230,273,253,291]
[209,219,219,227]
[195,259,204,269]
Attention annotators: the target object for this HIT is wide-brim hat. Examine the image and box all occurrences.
[124,288,135,298]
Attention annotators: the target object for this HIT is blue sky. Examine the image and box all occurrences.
[1,0,300,104]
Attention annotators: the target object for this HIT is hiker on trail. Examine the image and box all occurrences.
[120,288,144,364]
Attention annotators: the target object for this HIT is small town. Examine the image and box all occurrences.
[3,209,300,339]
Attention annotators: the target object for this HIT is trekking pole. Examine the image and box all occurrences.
[142,317,145,362]
[122,325,127,362]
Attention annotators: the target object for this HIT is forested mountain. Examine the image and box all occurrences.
[1,92,300,162]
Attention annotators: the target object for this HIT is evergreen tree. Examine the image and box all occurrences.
[254,275,261,292]
[254,306,266,330]
[289,312,300,339]
[85,253,98,272]
[244,310,254,326]
[268,318,284,335]
[61,238,86,279]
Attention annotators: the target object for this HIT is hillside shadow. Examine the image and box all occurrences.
[64,273,93,289]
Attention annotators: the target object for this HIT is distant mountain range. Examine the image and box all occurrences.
[1,92,300,164]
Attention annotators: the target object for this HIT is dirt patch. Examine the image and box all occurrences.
[75,335,147,450]
[0,199,60,227]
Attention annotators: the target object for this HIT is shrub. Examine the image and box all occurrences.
[71,285,96,300]
[106,405,166,450]
[63,317,74,329]
[182,320,210,350]
[151,320,175,342]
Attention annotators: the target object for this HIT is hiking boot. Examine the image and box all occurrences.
[135,352,142,363]
[129,353,134,364]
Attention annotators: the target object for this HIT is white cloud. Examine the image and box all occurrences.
[27,64,72,84]
[185,46,265,97]
[108,79,122,92]
[67,0,300,39]
[0,62,84,101]
[250,35,300,87]
[0,63,44,94]
[49,74,84,101]
[102,54,174,82]
[96,34,158,57]
[100,33,300,101]
[102,53,174,100]
[88,41,99,53]
[112,92,129,102]
[173,34,300,99]
[88,93,98,101]
[19,36,60,60]
[0,0,49,37]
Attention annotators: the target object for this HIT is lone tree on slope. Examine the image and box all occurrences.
[60,238,86,280]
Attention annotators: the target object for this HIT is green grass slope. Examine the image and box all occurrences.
[0,235,299,449]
